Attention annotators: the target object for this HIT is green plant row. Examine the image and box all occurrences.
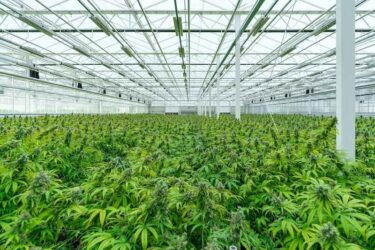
[0,114,374,249]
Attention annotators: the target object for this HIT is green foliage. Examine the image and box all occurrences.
[0,114,374,249]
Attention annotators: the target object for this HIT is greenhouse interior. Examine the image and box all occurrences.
[0,0,375,249]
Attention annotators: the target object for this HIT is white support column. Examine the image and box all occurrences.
[216,55,221,118]
[235,16,241,120]
[203,100,206,116]
[336,0,355,160]
[209,86,212,118]
[99,100,102,114]
[11,77,15,114]
[54,95,58,114]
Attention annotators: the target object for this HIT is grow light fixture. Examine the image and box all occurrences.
[89,15,113,36]
[280,46,296,57]
[298,63,308,69]
[118,72,126,77]
[121,46,133,57]
[173,17,183,36]
[309,71,321,77]
[61,62,76,70]
[178,47,185,58]
[19,46,45,57]
[139,63,145,69]
[183,72,186,77]
[87,71,96,77]
[19,16,54,37]
[240,0,266,35]
[325,50,336,58]
[181,64,186,70]
[15,61,29,68]
[102,63,112,70]
[73,46,91,58]
[313,19,336,36]
[261,63,269,69]
[251,16,270,36]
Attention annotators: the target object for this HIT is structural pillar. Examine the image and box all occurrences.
[235,16,241,120]
[25,81,30,113]
[99,100,102,114]
[11,77,15,114]
[216,55,221,118]
[336,0,355,160]
[209,86,212,117]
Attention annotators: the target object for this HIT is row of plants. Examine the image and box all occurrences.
[0,114,374,249]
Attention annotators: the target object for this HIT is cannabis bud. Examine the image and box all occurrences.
[32,148,41,158]
[109,157,125,170]
[122,168,133,181]
[64,129,72,146]
[319,222,339,243]
[230,209,244,245]
[15,126,26,140]
[16,153,29,168]
[204,240,221,250]
[32,171,51,193]
[71,187,83,201]
[271,194,284,206]
[173,233,188,250]
[315,184,331,200]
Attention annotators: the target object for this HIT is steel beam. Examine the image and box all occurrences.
[235,16,241,121]
[0,10,370,15]
[0,29,370,33]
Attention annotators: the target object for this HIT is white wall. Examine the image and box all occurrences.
[0,76,148,115]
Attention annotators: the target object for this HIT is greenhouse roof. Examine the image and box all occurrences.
[0,0,374,103]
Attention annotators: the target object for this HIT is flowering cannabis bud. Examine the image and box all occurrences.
[109,157,125,170]
[204,240,221,250]
[19,211,31,221]
[32,148,41,158]
[64,129,72,146]
[71,187,83,201]
[319,222,339,243]
[32,171,51,193]
[271,194,284,206]
[16,153,29,168]
[215,181,225,192]
[174,233,188,250]
[122,168,133,181]
[154,181,168,200]
[315,184,330,200]
[230,209,244,245]
[15,126,26,140]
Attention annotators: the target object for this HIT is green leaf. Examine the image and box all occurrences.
[99,209,106,227]
[141,229,148,250]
